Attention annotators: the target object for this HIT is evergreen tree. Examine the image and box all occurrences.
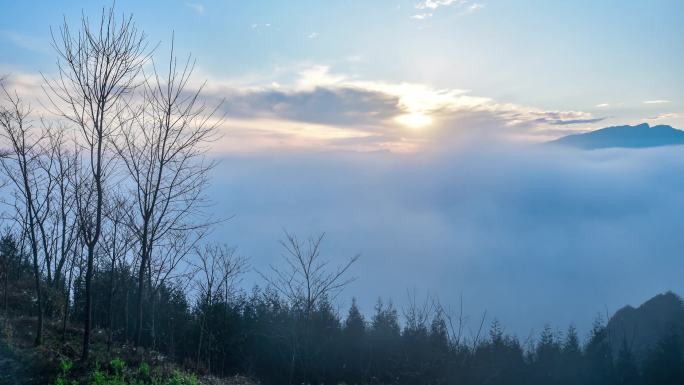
[642,333,684,385]
[614,340,640,385]
[342,298,367,384]
[584,317,614,385]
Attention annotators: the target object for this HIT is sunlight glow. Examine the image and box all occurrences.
[395,112,433,129]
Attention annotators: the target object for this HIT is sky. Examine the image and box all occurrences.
[1,0,684,338]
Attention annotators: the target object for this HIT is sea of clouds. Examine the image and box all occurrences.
[210,141,684,339]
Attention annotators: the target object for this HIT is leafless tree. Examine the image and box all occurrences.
[193,243,247,306]
[437,294,467,346]
[0,85,50,345]
[403,289,435,334]
[260,231,359,383]
[147,228,206,349]
[61,239,83,343]
[99,194,135,351]
[114,37,220,348]
[44,127,79,290]
[261,231,360,318]
[43,6,150,359]
[192,243,247,371]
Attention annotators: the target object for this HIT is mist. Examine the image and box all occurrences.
[210,141,684,338]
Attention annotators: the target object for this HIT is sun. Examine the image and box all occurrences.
[395,112,433,129]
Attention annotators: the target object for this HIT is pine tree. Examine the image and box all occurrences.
[615,340,640,385]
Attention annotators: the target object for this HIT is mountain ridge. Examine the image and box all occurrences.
[550,123,684,149]
[607,291,684,359]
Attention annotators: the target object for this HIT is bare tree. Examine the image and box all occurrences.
[31,127,81,326]
[192,243,247,370]
[262,231,360,317]
[44,127,79,290]
[99,194,135,351]
[403,289,435,334]
[147,228,205,349]
[43,6,149,359]
[260,231,359,384]
[0,86,50,345]
[114,37,220,348]
[61,239,83,343]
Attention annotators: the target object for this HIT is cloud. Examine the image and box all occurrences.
[0,71,49,106]
[0,30,49,53]
[250,23,274,34]
[467,3,485,12]
[416,0,460,10]
[185,2,204,14]
[0,66,603,153]
[646,112,680,121]
[595,103,610,108]
[412,13,433,20]
[414,0,484,19]
[307,32,319,39]
[643,100,671,104]
[213,144,684,337]
[546,117,605,125]
[194,66,602,152]
[217,86,400,126]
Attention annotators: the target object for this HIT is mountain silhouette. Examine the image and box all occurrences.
[550,123,684,149]
[607,291,684,358]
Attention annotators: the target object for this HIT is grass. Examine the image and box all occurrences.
[0,315,213,385]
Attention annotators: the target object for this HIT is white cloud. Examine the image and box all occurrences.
[195,66,603,151]
[416,0,460,10]
[215,145,684,336]
[251,23,272,30]
[413,0,484,19]
[0,71,49,106]
[0,66,603,153]
[307,32,319,39]
[412,13,433,20]
[595,103,610,108]
[0,30,49,53]
[646,113,680,121]
[467,3,485,12]
[643,100,671,104]
[185,2,204,14]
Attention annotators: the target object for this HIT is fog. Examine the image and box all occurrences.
[209,141,684,338]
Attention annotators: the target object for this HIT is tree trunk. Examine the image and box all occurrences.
[135,238,149,347]
[26,210,43,346]
[61,258,74,343]
[81,243,95,360]
[196,318,204,370]
[124,286,129,342]
[31,249,43,346]
[2,261,8,326]
[150,293,156,350]
[107,251,116,351]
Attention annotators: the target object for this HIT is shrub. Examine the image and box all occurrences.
[54,358,77,385]
[167,370,198,385]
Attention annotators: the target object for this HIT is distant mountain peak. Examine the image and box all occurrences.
[607,291,684,358]
[550,123,684,149]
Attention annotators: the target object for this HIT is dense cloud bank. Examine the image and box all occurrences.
[210,142,684,337]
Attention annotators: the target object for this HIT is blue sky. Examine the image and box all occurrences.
[1,0,683,148]
[2,0,684,336]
